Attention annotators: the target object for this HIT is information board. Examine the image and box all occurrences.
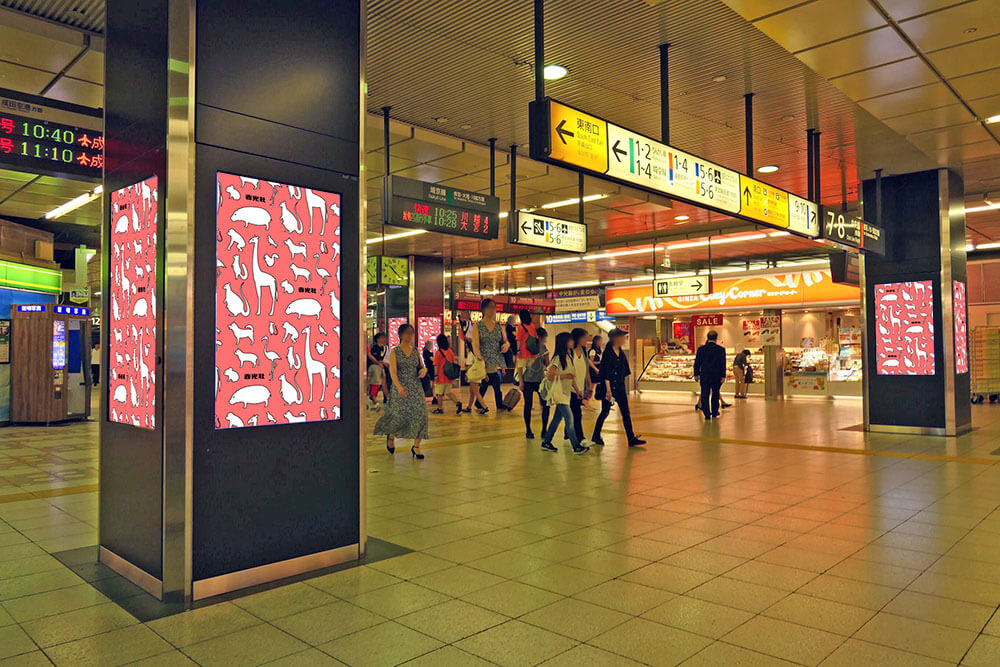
[512,211,587,253]
[654,275,711,298]
[820,206,863,249]
[215,172,342,429]
[109,176,158,429]
[531,98,821,238]
[0,88,103,181]
[383,175,500,240]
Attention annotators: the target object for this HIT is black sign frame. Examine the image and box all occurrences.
[383,175,500,240]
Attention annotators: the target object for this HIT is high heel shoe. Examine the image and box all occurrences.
[411,446,424,460]
[386,437,395,455]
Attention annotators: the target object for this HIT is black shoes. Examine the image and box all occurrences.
[628,438,646,447]
[572,444,590,455]
[540,441,557,452]
[456,402,463,415]
[411,447,424,459]
[477,406,490,415]
[526,430,535,439]
[386,437,395,455]
[432,408,444,414]
[591,437,606,446]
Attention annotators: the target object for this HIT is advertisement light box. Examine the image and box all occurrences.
[874,280,935,376]
[215,172,342,429]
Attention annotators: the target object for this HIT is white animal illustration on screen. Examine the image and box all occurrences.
[315,341,328,355]
[267,182,281,204]
[132,298,148,318]
[279,202,302,233]
[263,253,278,267]
[330,365,341,379]
[301,327,328,402]
[229,385,270,409]
[132,207,140,232]
[266,235,277,248]
[224,367,239,382]
[266,412,277,423]
[318,325,328,336]
[287,186,301,200]
[313,254,330,295]
[228,322,254,344]
[113,384,127,403]
[285,298,321,320]
[281,322,299,343]
[289,263,310,282]
[286,346,301,370]
[279,373,302,405]
[303,188,330,235]
[222,282,250,317]
[280,280,294,294]
[269,322,278,336]
[229,254,247,279]
[231,206,271,230]
[246,415,258,426]
[226,185,240,200]
[114,214,129,233]
[261,336,281,380]
[234,349,258,368]
[239,176,259,189]
[330,242,340,261]
[216,258,225,277]
[225,412,244,428]
[284,238,307,260]
[226,228,246,251]
[283,411,307,423]
[247,237,277,315]
[329,291,340,319]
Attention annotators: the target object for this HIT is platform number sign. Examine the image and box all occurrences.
[821,207,863,249]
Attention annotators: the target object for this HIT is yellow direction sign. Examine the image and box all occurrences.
[739,175,789,229]
[548,101,608,174]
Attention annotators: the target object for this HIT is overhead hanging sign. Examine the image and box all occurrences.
[653,275,711,298]
[530,98,824,239]
[829,251,861,286]
[383,175,500,240]
[511,211,587,253]
[0,87,103,181]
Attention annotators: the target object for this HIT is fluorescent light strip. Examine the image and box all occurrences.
[976,242,1000,250]
[44,185,103,220]
[366,229,427,245]
[965,203,1000,214]
[512,256,583,270]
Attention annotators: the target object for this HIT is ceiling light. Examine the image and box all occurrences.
[965,203,1000,213]
[460,123,472,130]
[44,185,103,220]
[976,242,1000,250]
[433,116,449,123]
[757,165,779,174]
[366,229,427,245]
[986,114,1000,124]
[712,75,727,82]
[674,215,690,221]
[513,256,582,270]
[964,27,978,33]
[543,64,568,80]
[966,243,976,251]
[540,193,607,209]
[535,275,545,280]
[781,114,796,121]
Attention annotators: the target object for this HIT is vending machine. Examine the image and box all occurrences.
[10,304,93,423]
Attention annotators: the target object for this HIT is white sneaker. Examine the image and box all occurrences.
[580,439,593,447]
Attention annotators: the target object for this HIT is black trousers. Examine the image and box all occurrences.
[565,393,585,442]
[522,381,550,434]
[593,386,635,441]
[479,370,503,408]
[700,380,722,417]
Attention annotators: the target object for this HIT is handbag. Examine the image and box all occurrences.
[467,357,487,383]
[442,360,461,380]
[744,364,754,384]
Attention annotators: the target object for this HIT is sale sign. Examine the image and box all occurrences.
[692,314,722,327]
[874,280,935,376]
[108,176,157,429]
[215,172,342,429]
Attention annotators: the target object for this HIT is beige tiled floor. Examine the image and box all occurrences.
[1,393,1000,664]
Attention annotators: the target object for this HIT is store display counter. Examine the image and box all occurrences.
[638,352,765,395]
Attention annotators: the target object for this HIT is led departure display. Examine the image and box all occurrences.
[215,172,342,429]
[874,280,935,376]
[383,175,500,240]
[0,112,104,179]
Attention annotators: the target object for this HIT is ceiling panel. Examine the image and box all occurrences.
[829,57,939,100]
[899,0,1000,53]
[795,27,914,79]
[950,67,1000,102]
[879,0,968,22]
[753,0,884,53]
[0,24,79,72]
[967,93,1000,120]
[0,59,52,91]
[857,82,960,119]
[720,0,819,22]
[64,48,103,84]
[907,122,995,153]
[43,75,102,108]
[927,34,1000,79]
[882,103,977,135]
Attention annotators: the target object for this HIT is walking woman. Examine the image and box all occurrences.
[470,298,510,413]
[432,334,463,414]
[540,332,589,454]
[587,335,604,392]
[521,327,550,439]
[515,308,539,391]
[565,328,592,446]
[374,323,428,459]
[592,328,645,447]
[366,332,388,408]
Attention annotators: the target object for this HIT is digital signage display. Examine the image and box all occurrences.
[108,176,158,429]
[954,280,968,374]
[874,280,935,376]
[383,175,500,240]
[215,172,342,429]
[52,320,66,370]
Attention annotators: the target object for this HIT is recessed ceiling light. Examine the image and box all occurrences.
[543,64,568,80]
[712,75,727,82]
[757,165,779,174]
[964,27,978,33]
[986,114,1000,124]
[460,123,472,130]
[781,114,795,121]
[433,116,448,123]
[535,275,546,280]
[674,215,690,221]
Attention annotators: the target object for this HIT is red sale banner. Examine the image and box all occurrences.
[875,280,935,376]
[215,172,342,429]
[109,176,157,429]
[954,281,968,374]
[691,314,722,327]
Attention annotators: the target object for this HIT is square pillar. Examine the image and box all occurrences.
[861,169,970,436]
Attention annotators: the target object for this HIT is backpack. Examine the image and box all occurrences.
[442,360,461,380]
[523,324,540,355]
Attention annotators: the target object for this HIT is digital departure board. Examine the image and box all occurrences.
[0,88,103,181]
[383,175,500,240]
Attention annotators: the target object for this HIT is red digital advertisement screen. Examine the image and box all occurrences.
[954,280,968,374]
[215,172,342,429]
[108,176,158,429]
[874,280,935,376]
[417,316,442,351]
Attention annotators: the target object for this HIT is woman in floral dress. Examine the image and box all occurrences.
[374,323,428,459]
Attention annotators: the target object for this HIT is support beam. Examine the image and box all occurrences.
[744,93,754,175]
[534,0,545,103]
[659,43,670,144]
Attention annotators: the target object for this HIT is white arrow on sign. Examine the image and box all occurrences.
[653,276,711,298]
[512,211,587,254]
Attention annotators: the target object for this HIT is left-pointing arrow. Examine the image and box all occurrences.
[521,221,531,233]
[556,119,575,144]
[612,140,627,162]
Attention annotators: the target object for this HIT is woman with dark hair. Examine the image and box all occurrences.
[588,335,604,387]
[565,327,592,446]
[514,308,539,392]
[366,332,389,408]
[374,323,428,459]
[432,333,463,414]
[470,298,509,413]
[521,327,550,439]
[592,328,645,447]
[540,332,589,454]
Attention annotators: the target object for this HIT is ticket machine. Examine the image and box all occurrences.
[11,304,92,423]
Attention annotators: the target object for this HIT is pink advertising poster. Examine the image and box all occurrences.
[954,280,968,374]
[388,317,407,349]
[417,316,442,351]
[109,176,157,429]
[874,280,935,376]
[215,172,341,429]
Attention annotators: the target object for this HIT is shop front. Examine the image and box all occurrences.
[606,269,863,398]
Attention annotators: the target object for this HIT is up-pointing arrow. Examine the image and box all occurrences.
[555,119,574,144]
[743,186,752,206]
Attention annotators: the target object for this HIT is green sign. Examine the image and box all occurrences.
[0,260,62,294]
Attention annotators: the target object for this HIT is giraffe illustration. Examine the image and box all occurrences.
[248,237,277,316]
[302,326,327,402]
